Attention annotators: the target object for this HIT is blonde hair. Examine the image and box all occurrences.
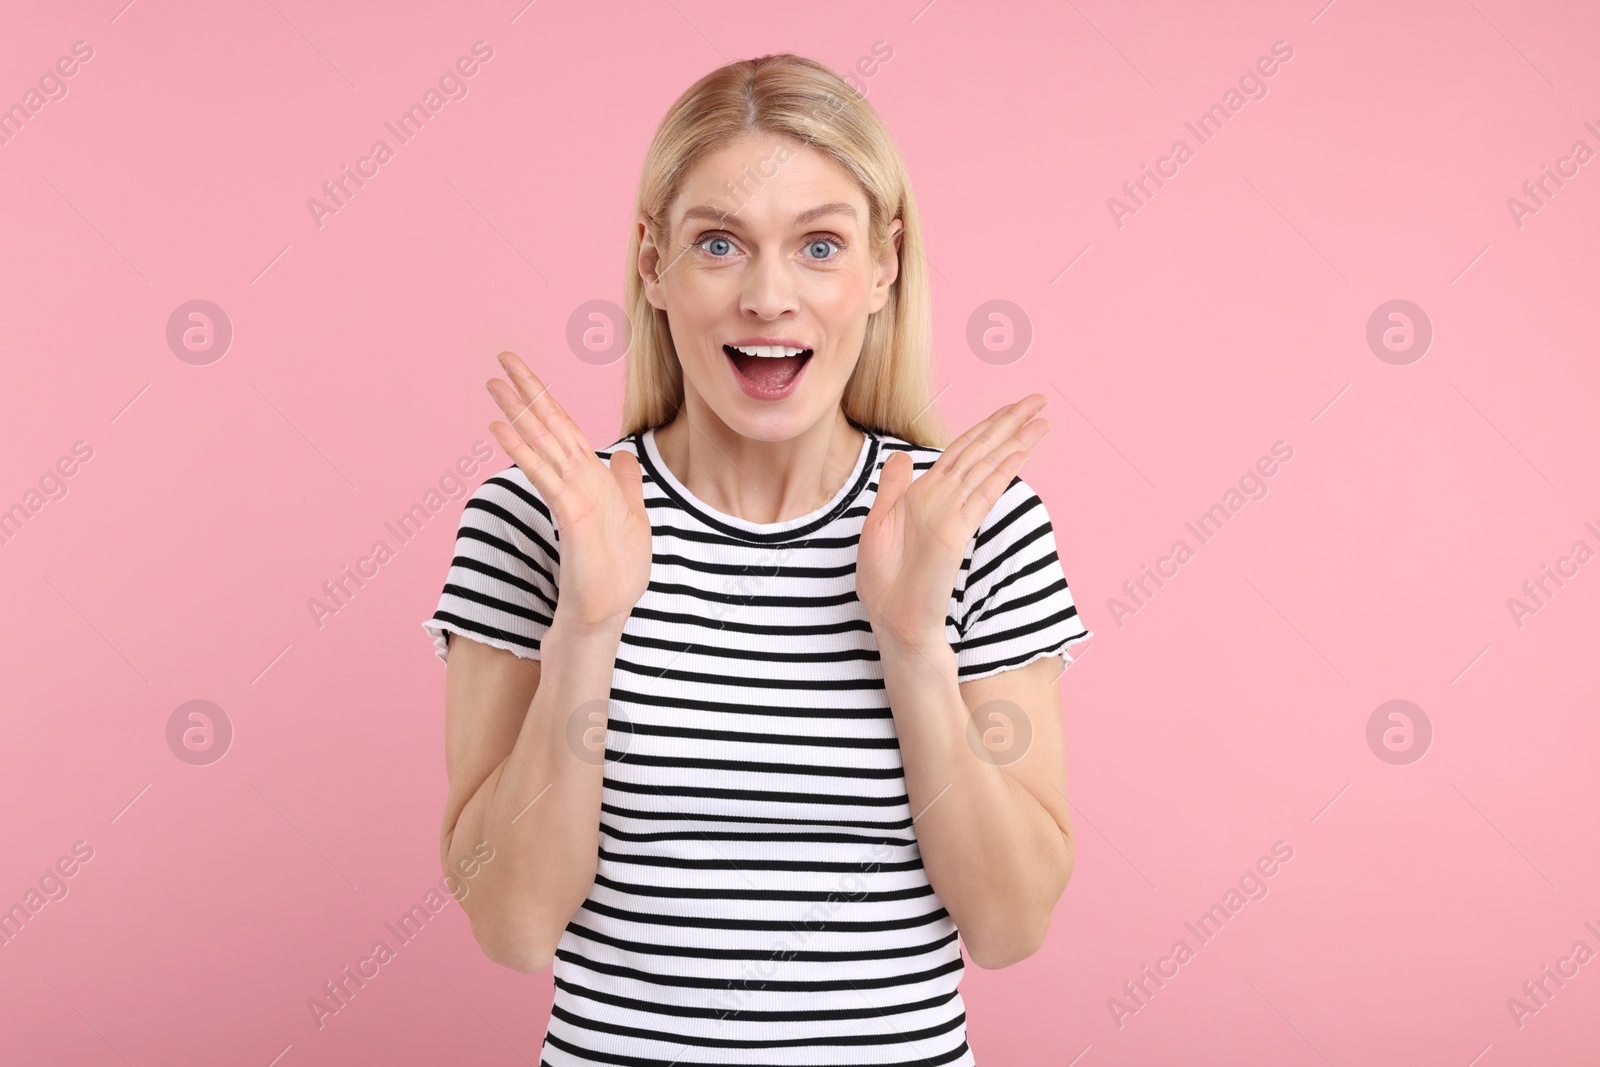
[621,53,949,448]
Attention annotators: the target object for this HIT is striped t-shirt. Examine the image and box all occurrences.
[422,424,1092,1066]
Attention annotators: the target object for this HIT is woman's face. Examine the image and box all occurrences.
[639,134,901,443]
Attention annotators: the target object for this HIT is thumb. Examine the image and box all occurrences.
[872,449,913,516]
[609,447,646,515]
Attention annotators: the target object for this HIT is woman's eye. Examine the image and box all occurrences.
[694,234,840,260]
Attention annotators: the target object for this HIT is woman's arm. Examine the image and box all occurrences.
[875,638,1074,970]
[856,393,1068,968]
[440,615,626,973]
[440,350,652,971]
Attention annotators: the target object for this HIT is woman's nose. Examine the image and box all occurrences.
[740,255,799,319]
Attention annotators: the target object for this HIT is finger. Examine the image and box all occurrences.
[609,448,647,520]
[947,391,1049,479]
[946,395,1046,481]
[488,376,570,473]
[497,351,589,457]
[494,354,579,459]
[489,418,567,504]
[958,417,1049,493]
[871,449,914,517]
[960,448,1031,527]
[488,353,596,470]
[932,405,1003,477]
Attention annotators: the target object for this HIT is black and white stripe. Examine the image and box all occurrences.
[423,426,1091,1066]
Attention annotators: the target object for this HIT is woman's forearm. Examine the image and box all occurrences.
[876,635,1073,968]
[448,613,625,971]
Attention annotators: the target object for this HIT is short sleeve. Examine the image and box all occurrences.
[950,477,1092,682]
[420,466,560,664]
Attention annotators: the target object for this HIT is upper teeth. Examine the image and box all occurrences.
[729,344,807,358]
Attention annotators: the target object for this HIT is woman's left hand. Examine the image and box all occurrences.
[857,394,1051,651]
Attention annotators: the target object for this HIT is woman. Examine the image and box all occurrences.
[424,53,1092,1066]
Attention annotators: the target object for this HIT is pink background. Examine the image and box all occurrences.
[3,1,1597,1064]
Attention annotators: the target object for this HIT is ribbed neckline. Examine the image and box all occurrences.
[636,426,880,543]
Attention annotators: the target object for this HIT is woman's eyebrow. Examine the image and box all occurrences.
[678,202,859,227]
[793,202,858,225]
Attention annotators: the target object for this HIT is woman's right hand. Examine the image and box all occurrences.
[485,351,651,631]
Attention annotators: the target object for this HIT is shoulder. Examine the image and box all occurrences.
[974,474,1054,562]
[462,463,552,534]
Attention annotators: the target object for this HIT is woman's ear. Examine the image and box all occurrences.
[868,218,903,314]
[638,212,668,311]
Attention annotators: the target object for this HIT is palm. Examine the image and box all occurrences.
[546,455,653,627]
[857,396,1051,645]
[857,470,970,642]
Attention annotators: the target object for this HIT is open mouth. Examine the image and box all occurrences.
[723,343,813,395]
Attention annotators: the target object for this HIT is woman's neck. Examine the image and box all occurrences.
[651,404,867,525]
